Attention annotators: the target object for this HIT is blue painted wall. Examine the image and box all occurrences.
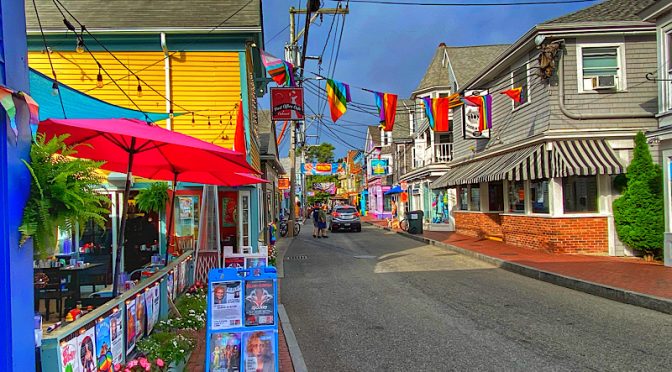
[0,0,36,369]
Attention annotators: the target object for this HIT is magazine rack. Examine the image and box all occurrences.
[206,267,279,372]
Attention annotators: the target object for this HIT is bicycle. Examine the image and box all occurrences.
[399,217,409,232]
[279,219,301,237]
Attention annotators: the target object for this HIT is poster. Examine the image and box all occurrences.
[95,316,114,372]
[126,299,137,354]
[167,272,175,301]
[211,281,243,330]
[59,337,80,372]
[173,264,179,299]
[225,257,245,269]
[221,193,237,227]
[245,257,267,271]
[243,331,276,372]
[209,332,242,372]
[109,310,124,365]
[179,261,187,294]
[179,196,194,219]
[136,293,147,343]
[244,280,275,326]
[150,285,161,333]
[77,326,97,372]
[146,287,155,335]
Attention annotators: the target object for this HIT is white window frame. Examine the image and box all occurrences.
[576,41,627,93]
[511,61,531,111]
[662,24,672,111]
[238,190,251,247]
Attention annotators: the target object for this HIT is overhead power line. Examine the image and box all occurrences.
[328,0,597,6]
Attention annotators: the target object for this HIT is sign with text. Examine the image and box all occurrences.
[278,177,290,190]
[270,87,304,121]
[462,90,490,139]
[301,162,345,175]
[370,159,389,176]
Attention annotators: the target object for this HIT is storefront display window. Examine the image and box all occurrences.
[458,187,468,211]
[431,190,450,223]
[530,179,550,214]
[175,195,199,237]
[470,184,481,211]
[562,176,598,213]
[507,181,525,213]
[488,182,504,212]
[383,194,392,212]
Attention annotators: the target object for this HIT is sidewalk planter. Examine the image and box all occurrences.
[167,351,191,372]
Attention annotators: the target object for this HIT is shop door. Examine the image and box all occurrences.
[218,191,238,250]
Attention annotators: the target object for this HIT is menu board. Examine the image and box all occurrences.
[211,281,243,330]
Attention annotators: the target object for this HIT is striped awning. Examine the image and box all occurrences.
[551,139,624,177]
[431,140,624,189]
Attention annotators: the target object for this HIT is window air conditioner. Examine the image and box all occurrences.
[591,75,616,90]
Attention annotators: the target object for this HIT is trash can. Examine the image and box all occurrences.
[407,210,424,234]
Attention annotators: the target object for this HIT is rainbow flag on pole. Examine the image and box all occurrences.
[373,91,398,132]
[260,49,295,86]
[326,79,351,123]
[463,94,493,131]
[422,96,451,132]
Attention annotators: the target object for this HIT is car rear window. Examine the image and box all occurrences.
[337,208,357,213]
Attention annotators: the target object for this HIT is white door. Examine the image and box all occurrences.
[238,190,251,248]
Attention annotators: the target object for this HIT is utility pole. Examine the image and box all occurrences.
[286,3,349,236]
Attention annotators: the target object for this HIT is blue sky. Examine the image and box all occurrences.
[259,0,595,159]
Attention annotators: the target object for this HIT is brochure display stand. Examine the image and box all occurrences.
[205,267,279,372]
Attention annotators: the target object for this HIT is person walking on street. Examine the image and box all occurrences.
[319,204,329,238]
[312,203,321,238]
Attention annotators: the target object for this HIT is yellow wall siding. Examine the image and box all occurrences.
[28,51,242,149]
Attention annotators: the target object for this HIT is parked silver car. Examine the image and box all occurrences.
[330,205,362,232]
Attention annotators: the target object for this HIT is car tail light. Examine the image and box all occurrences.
[332,212,340,218]
[355,212,360,217]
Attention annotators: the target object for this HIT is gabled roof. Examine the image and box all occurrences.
[543,0,655,25]
[445,45,509,88]
[413,43,509,97]
[25,0,262,32]
[257,110,283,172]
[367,125,381,145]
[393,99,414,141]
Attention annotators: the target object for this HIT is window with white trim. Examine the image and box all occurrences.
[511,62,529,108]
[665,30,672,110]
[578,44,625,92]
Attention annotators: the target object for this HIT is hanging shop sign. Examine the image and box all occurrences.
[270,87,304,121]
[370,159,389,176]
[462,90,491,139]
[278,177,290,190]
[312,182,336,194]
[301,162,343,175]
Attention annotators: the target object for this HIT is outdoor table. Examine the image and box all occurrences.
[60,263,103,305]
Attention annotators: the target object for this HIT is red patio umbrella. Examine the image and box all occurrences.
[38,118,262,297]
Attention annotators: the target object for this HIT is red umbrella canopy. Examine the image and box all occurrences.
[37,118,260,176]
[103,161,269,186]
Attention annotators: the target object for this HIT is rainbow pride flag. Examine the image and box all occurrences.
[463,94,493,131]
[260,49,295,86]
[0,86,16,120]
[373,91,398,132]
[326,79,351,123]
[422,96,451,132]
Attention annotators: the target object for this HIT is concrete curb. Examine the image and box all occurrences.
[365,222,672,315]
[278,304,308,372]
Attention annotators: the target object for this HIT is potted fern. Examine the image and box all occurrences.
[20,133,110,259]
[135,182,169,215]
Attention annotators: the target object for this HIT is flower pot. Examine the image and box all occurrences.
[168,351,192,372]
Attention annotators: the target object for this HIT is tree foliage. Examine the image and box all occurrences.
[304,143,335,163]
[20,134,110,258]
[136,182,169,214]
[613,132,664,256]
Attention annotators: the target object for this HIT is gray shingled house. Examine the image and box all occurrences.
[431,0,658,256]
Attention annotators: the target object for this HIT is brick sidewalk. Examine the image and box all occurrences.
[363,216,672,301]
[186,320,295,371]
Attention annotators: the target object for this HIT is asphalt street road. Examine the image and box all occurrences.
[280,225,672,371]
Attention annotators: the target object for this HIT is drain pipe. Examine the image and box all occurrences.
[558,46,654,120]
[161,33,172,130]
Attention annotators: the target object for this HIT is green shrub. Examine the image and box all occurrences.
[613,132,664,256]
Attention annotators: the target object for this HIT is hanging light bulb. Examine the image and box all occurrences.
[136,77,143,97]
[96,64,104,88]
[75,37,85,54]
[208,117,212,127]
[191,113,195,126]
[219,115,223,125]
[51,81,59,96]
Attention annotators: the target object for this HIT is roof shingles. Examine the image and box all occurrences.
[544,0,656,25]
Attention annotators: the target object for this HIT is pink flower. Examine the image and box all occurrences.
[139,359,150,370]
[127,359,138,368]
[155,358,165,367]
[114,364,122,371]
